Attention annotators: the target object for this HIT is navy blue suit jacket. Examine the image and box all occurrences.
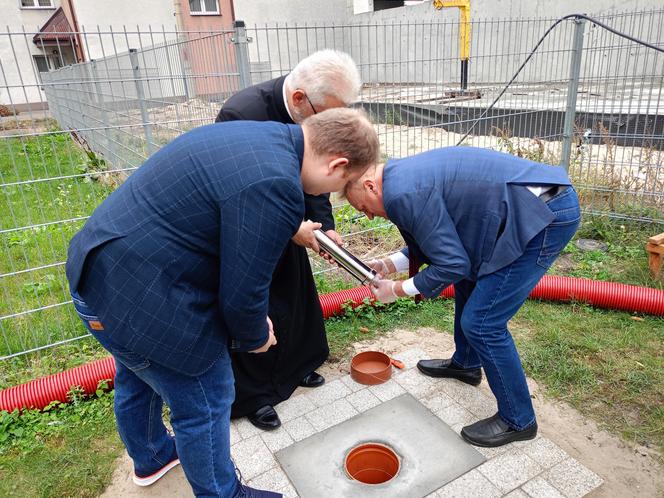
[384,147,572,298]
[66,121,305,375]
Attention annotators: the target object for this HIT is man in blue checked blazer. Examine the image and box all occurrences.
[345,146,580,450]
[66,108,379,497]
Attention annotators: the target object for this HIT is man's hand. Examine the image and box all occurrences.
[366,258,396,278]
[250,316,277,353]
[370,279,399,303]
[319,229,343,265]
[292,220,323,252]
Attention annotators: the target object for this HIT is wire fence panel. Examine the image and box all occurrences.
[0,11,663,382]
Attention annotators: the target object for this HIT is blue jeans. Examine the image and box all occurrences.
[451,187,581,430]
[71,292,240,498]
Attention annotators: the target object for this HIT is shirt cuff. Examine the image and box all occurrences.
[401,277,420,296]
[389,251,410,273]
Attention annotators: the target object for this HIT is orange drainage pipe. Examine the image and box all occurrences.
[2,275,663,412]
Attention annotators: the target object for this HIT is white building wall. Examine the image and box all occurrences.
[234,0,664,86]
[1,0,63,108]
[73,0,178,61]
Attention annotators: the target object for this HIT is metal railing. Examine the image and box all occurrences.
[1,11,663,382]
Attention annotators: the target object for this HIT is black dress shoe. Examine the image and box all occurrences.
[461,413,538,447]
[417,358,482,386]
[299,371,325,388]
[247,405,281,431]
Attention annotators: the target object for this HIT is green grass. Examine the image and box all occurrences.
[513,300,664,452]
[1,132,116,386]
[0,385,123,498]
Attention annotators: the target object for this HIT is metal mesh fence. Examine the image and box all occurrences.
[0,11,662,382]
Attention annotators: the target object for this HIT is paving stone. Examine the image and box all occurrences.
[434,402,475,427]
[305,398,358,431]
[522,437,568,469]
[543,458,603,498]
[393,347,428,369]
[276,394,317,423]
[451,423,465,435]
[235,417,264,440]
[522,477,566,498]
[475,436,538,459]
[421,391,455,413]
[395,367,438,398]
[368,378,406,401]
[260,426,294,452]
[339,373,365,393]
[440,377,485,403]
[452,386,496,418]
[346,388,382,412]
[283,416,317,442]
[503,489,530,498]
[304,379,351,407]
[280,484,298,498]
[477,449,542,493]
[247,466,292,493]
[229,421,242,445]
[476,443,512,459]
[434,469,501,498]
[230,435,277,481]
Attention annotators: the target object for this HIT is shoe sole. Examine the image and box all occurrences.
[416,364,482,386]
[133,458,181,486]
[460,429,537,448]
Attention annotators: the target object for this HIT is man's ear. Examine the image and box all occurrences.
[328,157,349,174]
[364,178,377,194]
[291,89,306,105]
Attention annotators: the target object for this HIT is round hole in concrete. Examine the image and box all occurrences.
[344,442,400,485]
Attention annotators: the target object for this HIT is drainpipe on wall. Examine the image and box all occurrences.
[433,0,471,91]
[173,0,185,30]
[63,0,85,62]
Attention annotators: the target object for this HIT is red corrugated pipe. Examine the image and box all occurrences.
[2,275,663,412]
[1,356,115,412]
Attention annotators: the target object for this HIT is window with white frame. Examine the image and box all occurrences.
[189,0,219,15]
[21,0,55,8]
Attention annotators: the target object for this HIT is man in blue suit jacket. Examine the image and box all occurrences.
[344,146,580,448]
[66,108,379,497]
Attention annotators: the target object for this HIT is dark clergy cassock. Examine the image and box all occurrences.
[216,76,330,417]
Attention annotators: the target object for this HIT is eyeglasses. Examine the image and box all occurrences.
[303,92,318,115]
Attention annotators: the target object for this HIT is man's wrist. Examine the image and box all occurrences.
[382,258,397,274]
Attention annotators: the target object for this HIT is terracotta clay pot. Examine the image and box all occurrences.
[350,351,392,385]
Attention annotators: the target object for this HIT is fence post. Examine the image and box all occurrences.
[232,20,251,90]
[177,35,190,100]
[90,60,117,168]
[129,48,155,156]
[560,18,586,171]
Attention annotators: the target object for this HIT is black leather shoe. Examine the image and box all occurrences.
[461,413,538,447]
[417,358,482,386]
[299,371,325,388]
[247,405,281,431]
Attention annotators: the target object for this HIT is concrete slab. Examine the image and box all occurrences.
[276,394,485,498]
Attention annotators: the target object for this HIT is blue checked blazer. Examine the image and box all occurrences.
[384,147,572,298]
[66,121,305,376]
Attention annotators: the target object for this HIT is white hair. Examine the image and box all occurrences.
[285,49,361,106]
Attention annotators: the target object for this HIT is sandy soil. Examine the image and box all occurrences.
[100,327,664,498]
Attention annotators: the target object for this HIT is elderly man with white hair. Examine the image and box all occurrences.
[215,50,363,431]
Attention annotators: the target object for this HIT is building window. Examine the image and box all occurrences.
[21,0,55,8]
[189,0,219,15]
[33,54,63,82]
[33,55,50,74]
